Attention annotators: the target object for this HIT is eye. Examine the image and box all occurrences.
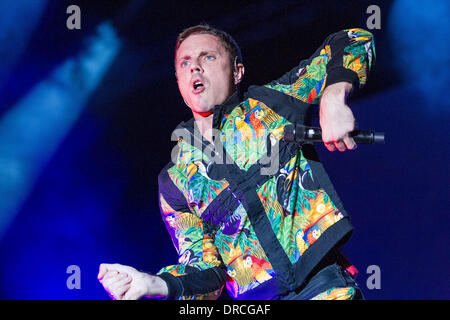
[180,60,190,68]
[205,55,215,61]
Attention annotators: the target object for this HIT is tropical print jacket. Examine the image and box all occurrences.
[156,29,375,300]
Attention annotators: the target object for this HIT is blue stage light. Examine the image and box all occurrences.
[0,22,121,239]
[0,0,48,89]
[388,0,450,111]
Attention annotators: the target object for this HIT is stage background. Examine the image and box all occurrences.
[0,0,448,299]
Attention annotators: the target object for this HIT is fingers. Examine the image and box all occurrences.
[343,136,357,150]
[324,136,357,152]
[98,263,145,300]
[99,270,119,287]
[98,263,109,280]
[110,273,132,289]
[98,263,135,280]
[101,271,131,286]
[109,273,133,300]
[101,271,133,300]
[114,284,132,300]
[100,263,136,275]
[324,142,336,152]
[335,140,346,152]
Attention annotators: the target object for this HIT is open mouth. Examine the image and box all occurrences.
[192,80,205,94]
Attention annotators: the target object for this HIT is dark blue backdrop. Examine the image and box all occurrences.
[0,0,448,300]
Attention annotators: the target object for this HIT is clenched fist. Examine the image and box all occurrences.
[319,82,357,152]
[98,263,168,300]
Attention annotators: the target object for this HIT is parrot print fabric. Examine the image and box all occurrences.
[158,97,348,298]
[265,28,375,103]
[220,98,288,171]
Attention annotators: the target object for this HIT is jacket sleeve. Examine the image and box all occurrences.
[156,170,227,300]
[265,28,376,104]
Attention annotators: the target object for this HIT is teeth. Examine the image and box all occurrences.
[193,81,203,89]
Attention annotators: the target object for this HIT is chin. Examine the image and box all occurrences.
[194,102,214,113]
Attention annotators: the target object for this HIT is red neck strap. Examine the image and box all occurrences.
[194,111,213,117]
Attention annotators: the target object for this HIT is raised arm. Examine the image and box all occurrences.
[265,28,375,104]
[266,28,376,151]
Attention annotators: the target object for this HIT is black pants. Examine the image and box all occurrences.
[278,263,363,300]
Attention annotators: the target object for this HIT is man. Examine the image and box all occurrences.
[98,24,375,300]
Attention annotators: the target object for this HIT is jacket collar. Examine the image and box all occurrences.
[212,90,242,129]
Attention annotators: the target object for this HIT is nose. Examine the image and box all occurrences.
[190,58,203,74]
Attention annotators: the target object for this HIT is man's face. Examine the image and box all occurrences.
[175,34,236,115]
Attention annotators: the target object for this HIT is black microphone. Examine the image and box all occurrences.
[283,124,385,144]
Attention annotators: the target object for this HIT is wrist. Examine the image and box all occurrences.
[322,82,352,104]
[144,274,168,298]
[320,82,352,115]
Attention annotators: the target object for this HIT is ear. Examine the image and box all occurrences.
[233,63,245,85]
